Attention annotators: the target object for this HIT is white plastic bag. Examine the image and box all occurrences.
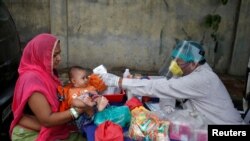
[166,108,208,141]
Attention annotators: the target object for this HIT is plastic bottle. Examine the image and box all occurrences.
[123,68,131,78]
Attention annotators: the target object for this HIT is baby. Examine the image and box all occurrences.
[67,66,108,111]
[58,66,109,131]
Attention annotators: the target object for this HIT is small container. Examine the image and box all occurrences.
[123,68,131,78]
[103,90,126,102]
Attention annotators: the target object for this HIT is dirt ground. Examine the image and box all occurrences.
[218,73,246,111]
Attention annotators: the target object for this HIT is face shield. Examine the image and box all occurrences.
[159,40,205,79]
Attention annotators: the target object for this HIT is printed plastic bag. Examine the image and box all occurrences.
[94,105,131,127]
[128,106,170,141]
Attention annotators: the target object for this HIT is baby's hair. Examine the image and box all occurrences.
[68,66,86,81]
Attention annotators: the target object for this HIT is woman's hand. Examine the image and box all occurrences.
[71,98,93,114]
[71,98,86,108]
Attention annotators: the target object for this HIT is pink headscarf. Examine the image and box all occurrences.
[10,33,71,141]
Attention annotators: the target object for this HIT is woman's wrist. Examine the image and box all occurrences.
[69,107,80,119]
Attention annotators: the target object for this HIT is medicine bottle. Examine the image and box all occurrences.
[123,68,131,78]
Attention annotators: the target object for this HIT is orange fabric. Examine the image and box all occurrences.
[58,83,73,112]
[67,86,96,106]
[58,83,96,112]
[88,74,107,92]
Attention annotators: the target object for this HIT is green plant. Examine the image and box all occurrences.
[203,0,228,52]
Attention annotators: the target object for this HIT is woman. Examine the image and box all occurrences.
[10,33,88,140]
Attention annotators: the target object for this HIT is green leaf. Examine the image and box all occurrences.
[221,0,228,5]
[213,14,221,23]
[205,14,213,27]
[211,33,218,42]
[213,15,221,31]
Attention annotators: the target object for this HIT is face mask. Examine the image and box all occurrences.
[168,60,183,76]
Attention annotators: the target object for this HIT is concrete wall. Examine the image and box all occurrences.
[4,0,250,76]
[229,0,250,76]
[4,0,50,48]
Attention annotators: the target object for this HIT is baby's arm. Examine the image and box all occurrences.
[95,96,109,111]
[78,94,97,107]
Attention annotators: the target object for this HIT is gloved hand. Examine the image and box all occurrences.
[99,73,120,87]
[162,105,175,113]
[159,98,176,114]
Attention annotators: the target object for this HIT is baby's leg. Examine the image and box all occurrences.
[95,96,109,111]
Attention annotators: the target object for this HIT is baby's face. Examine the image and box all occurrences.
[72,69,88,87]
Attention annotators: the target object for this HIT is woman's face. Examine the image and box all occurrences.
[53,43,61,69]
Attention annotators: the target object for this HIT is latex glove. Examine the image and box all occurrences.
[159,98,176,114]
[163,105,175,113]
[99,73,120,87]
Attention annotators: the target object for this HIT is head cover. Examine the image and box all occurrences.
[171,40,205,63]
[159,40,205,79]
[10,33,71,141]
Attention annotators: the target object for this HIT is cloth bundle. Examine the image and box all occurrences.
[94,105,131,128]
[95,121,124,141]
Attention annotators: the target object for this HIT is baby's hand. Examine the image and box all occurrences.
[82,96,96,107]
[88,90,98,95]
[96,96,109,111]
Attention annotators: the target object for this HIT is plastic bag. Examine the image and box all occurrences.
[125,97,143,110]
[128,106,170,141]
[159,98,176,114]
[167,109,208,141]
[95,121,124,141]
[94,105,131,127]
